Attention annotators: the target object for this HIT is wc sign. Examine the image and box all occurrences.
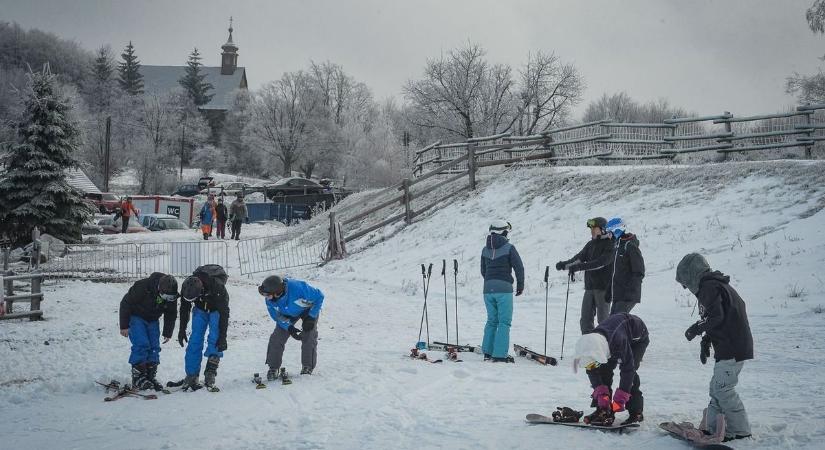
[166,205,181,218]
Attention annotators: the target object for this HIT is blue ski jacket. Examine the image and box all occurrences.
[265,278,325,330]
[480,233,525,293]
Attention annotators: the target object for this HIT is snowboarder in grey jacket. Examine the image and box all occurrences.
[556,217,613,333]
[677,253,753,442]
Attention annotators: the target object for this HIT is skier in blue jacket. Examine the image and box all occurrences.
[480,219,525,362]
[259,275,325,378]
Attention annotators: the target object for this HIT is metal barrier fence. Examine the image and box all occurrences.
[237,236,326,275]
[33,241,228,279]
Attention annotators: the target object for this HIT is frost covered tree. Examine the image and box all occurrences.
[117,41,144,96]
[223,90,261,175]
[582,92,688,123]
[134,93,179,193]
[0,67,93,245]
[786,1,825,103]
[85,45,118,113]
[515,51,584,134]
[178,48,214,107]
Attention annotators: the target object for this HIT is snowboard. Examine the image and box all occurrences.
[525,414,639,433]
[513,344,558,366]
[659,422,734,450]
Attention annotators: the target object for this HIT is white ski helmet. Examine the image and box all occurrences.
[489,219,512,235]
[572,332,609,373]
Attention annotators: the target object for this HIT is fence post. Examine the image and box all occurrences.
[326,212,345,261]
[804,112,814,159]
[467,144,477,190]
[721,111,732,162]
[30,273,42,321]
[402,178,412,223]
[3,247,8,271]
[3,271,13,314]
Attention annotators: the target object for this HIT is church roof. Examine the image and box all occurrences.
[140,65,247,111]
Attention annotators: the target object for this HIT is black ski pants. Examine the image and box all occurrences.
[589,336,648,415]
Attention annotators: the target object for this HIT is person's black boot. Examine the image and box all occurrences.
[145,362,164,391]
[267,366,279,381]
[204,356,220,388]
[621,411,643,425]
[131,363,153,390]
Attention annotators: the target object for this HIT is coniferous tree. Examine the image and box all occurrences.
[178,48,214,106]
[0,66,93,245]
[117,41,144,95]
[86,45,117,112]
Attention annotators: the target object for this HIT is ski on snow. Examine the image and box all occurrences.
[96,380,158,402]
[513,344,558,366]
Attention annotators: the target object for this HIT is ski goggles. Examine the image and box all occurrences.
[586,219,599,228]
[158,292,178,302]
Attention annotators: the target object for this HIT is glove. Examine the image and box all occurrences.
[288,325,303,340]
[593,385,611,409]
[700,335,711,364]
[302,317,316,333]
[555,261,566,271]
[515,288,523,296]
[178,331,188,347]
[217,339,227,352]
[684,322,701,341]
[568,268,577,282]
[612,388,631,412]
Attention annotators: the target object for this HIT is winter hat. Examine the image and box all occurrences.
[676,253,711,295]
[606,217,626,238]
[489,219,512,235]
[572,332,609,373]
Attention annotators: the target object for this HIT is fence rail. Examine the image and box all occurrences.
[1,272,44,321]
[237,236,327,275]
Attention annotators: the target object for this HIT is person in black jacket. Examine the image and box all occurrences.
[119,272,179,391]
[215,197,228,240]
[677,253,753,442]
[556,217,614,333]
[174,266,230,390]
[569,217,644,315]
[572,313,649,426]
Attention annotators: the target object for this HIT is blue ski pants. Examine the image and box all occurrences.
[185,307,223,376]
[482,292,513,358]
[128,315,161,365]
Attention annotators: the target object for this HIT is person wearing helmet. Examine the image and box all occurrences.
[172,266,230,391]
[569,217,645,315]
[676,253,752,442]
[118,272,179,391]
[258,275,325,378]
[480,219,524,363]
[572,313,649,426]
[556,217,614,333]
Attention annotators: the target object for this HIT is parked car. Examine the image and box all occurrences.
[138,214,190,231]
[262,177,325,199]
[83,192,121,213]
[97,217,150,234]
[199,181,252,197]
[171,184,201,197]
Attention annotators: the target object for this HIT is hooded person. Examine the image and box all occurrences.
[676,253,753,442]
[229,195,248,240]
[572,313,649,426]
[480,220,525,362]
[215,197,228,239]
[569,217,645,315]
[556,217,614,333]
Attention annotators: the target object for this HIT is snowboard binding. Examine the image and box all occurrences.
[552,406,584,423]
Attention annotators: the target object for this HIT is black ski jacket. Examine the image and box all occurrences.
[693,271,753,362]
[573,233,644,304]
[119,272,178,338]
[179,272,230,349]
[587,313,649,393]
[216,203,228,221]
[561,235,613,290]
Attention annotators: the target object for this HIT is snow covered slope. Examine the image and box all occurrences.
[2,161,824,450]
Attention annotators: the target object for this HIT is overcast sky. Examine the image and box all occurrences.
[2,0,823,117]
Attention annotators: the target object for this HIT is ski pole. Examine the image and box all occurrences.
[417,264,428,346]
[453,259,459,346]
[560,271,572,360]
[425,263,433,345]
[442,259,449,344]
[544,265,549,358]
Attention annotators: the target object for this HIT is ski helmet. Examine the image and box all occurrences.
[259,275,285,298]
[572,332,609,373]
[181,276,204,302]
[489,219,512,235]
[586,217,607,230]
[606,217,626,238]
[157,275,179,302]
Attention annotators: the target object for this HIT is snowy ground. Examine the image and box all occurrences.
[2,161,824,450]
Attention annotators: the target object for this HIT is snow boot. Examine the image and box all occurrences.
[267,366,279,381]
[182,374,202,391]
[483,353,492,361]
[491,355,515,363]
[300,366,313,375]
[583,408,615,426]
[204,356,220,388]
[145,362,164,391]
[621,411,643,425]
[131,363,153,391]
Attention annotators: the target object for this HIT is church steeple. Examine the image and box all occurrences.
[221,17,239,75]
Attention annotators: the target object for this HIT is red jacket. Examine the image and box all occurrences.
[120,201,138,217]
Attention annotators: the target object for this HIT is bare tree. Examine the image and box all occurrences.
[135,93,177,193]
[582,92,689,123]
[515,51,584,134]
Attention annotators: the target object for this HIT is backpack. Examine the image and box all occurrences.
[193,264,228,285]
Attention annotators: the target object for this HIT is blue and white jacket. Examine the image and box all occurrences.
[480,233,525,294]
[265,278,325,330]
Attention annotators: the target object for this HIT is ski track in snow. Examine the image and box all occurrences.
[2,162,825,449]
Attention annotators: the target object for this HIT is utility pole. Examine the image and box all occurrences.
[179,122,186,178]
[103,116,111,191]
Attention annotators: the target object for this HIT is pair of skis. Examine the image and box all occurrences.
[96,380,158,402]
[417,260,461,350]
[252,368,292,388]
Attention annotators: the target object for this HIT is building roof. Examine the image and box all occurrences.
[65,168,101,194]
[140,65,247,111]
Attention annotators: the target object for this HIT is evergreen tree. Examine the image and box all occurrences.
[86,45,117,112]
[178,48,214,106]
[0,66,93,245]
[117,41,144,95]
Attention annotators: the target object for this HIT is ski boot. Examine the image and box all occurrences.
[182,374,202,391]
[300,366,313,375]
[145,363,165,392]
[583,408,615,426]
[620,411,643,425]
[267,366,279,381]
[483,353,492,361]
[491,355,515,363]
[204,356,220,391]
[131,363,153,391]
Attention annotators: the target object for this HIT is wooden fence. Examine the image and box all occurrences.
[1,272,44,321]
